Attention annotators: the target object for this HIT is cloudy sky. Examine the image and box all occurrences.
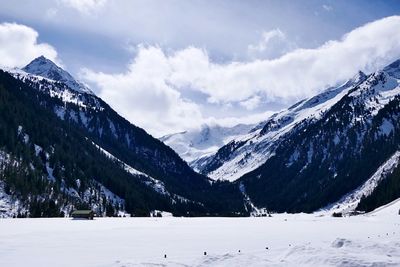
[1,0,400,136]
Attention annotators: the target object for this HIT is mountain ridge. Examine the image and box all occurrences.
[193,70,368,181]
[161,59,400,214]
[236,60,400,213]
[0,57,248,217]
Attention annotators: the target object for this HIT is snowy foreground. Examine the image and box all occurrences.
[1,201,400,267]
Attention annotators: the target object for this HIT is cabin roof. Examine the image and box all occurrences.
[71,210,93,215]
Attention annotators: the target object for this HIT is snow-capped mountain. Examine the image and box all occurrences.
[160,123,258,172]
[197,71,368,181]
[165,59,400,213]
[22,56,93,94]
[0,57,247,217]
[235,59,400,213]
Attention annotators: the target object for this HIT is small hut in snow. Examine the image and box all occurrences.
[71,210,94,220]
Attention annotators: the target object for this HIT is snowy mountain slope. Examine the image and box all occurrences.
[0,151,27,217]
[91,140,199,205]
[7,67,100,109]
[6,58,200,187]
[320,151,400,215]
[1,58,247,216]
[0,181,24,218]
[1,145,116,218]
[238,59,400,212]
[160,123,257,171]
[366,196,400,216]
[0,69,196,217]
[200,71,368,181]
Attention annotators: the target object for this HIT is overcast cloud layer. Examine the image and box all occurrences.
[1,1,400,136]
[83,16,400,135]
[59,0,107,14]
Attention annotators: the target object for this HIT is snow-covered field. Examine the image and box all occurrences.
[1,200,400,267]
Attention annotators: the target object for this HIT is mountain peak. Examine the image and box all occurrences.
[347,70,367,85]
[23,56,93,94]
[35,55,47,61]
[23,56,65,80]
[24,55,58,69]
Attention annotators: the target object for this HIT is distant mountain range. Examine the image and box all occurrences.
[160,122,260,173]
[1,56,400,217]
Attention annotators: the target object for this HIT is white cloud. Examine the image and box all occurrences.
[0,23,59,68]
[322,4,333,11]
[247,29,295,59]
[248,29,285,53]
[59,0,107,14]
[169,16,400,103]
[45,8,59,19]
[83,16,400,136]
[82,46,203,136]
[207,110,275,127]
[240,96,261,110]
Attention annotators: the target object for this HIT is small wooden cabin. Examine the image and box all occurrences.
[71,210,94,220]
